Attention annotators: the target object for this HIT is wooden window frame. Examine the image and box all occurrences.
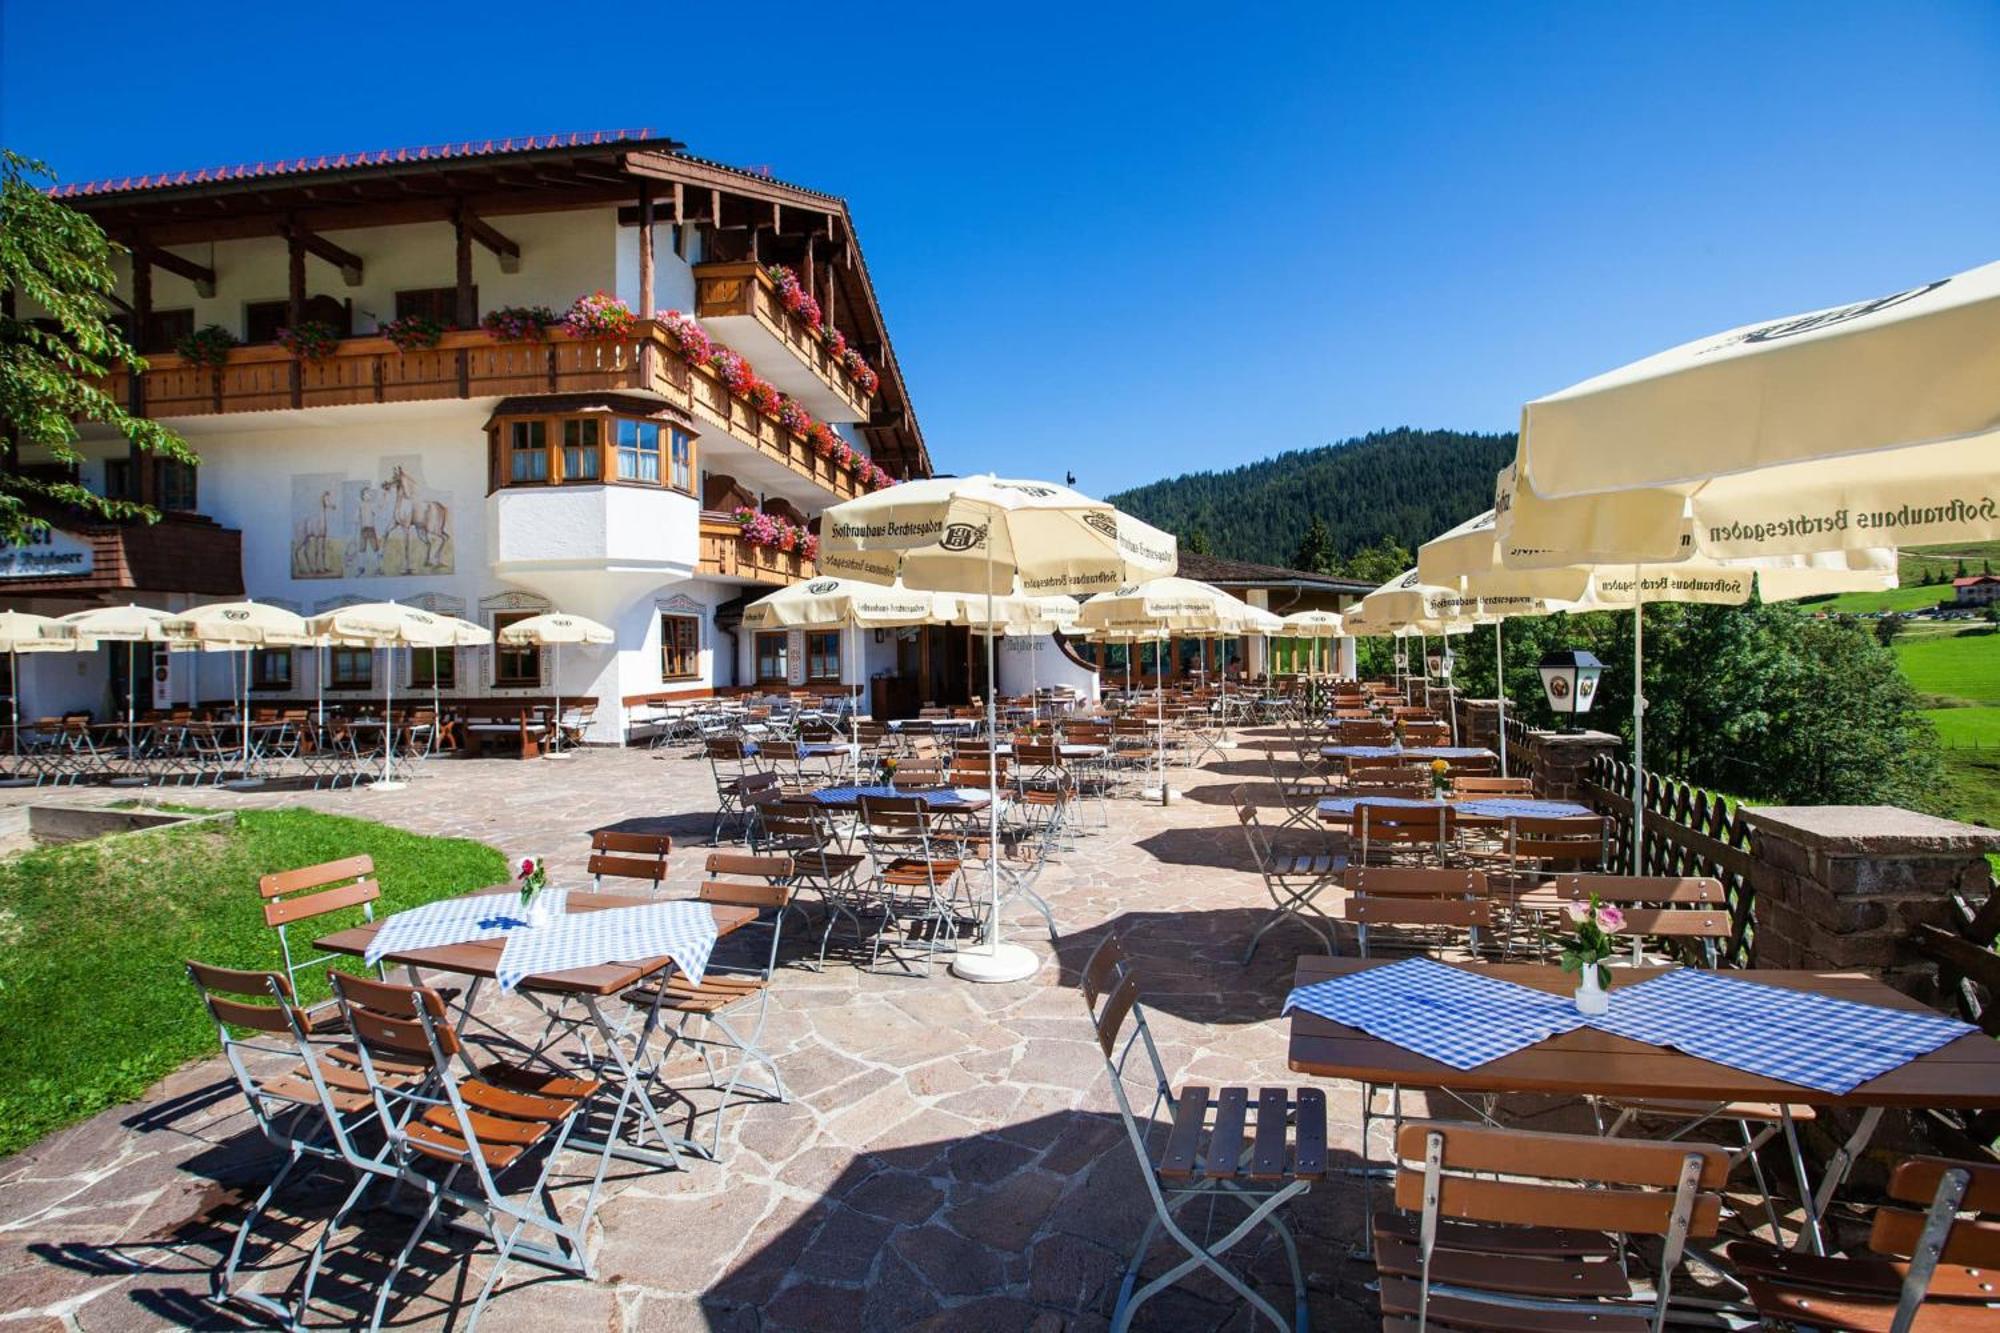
[488,412,698,497]
[250,647,293,692]
[411,646,457,690]
[328,646,374,691]
[492,611,541,688]
[805,630,841,683]
[661,613,701,682]
[753,631,790,686]
[394,285,475,327]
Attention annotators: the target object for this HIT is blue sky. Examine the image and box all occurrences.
[5,1,1998,496]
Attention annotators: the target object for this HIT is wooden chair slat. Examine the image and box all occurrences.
[262,879,380,927]
[1346,898,1491,927]
[1095,975,1140,1057]
[259,854,374,899]
[1870,1208,2000,1269]
[186,960,292,999]
[1377,1276,1654,1333]
[1250,1086,1289,1180]
[704,852,793,879]
[587,854,669,882]
[1556,874,1725,905]
[699,879,792,911]
[1293,1087,1327,1178]
[1373,1238,1632,1299]
[1396,1171,1722,1238]
[1890,1155,2000,1213]
[1395,1121,1732,1189]
[591,830,672,855]
[1205,1087,1249,1180]
[1083,936,1128,1008]
[204,994,305,1033]
[1159,1084,1210,1179]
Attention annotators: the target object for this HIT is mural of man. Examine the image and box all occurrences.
[356,484,384,576]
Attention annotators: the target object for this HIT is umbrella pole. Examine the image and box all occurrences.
[316,642,325,728]
[1495,619,1508,779]
[952,546,1037,984]
[126,641,135,761]
[1632,576,1645,876]
[383,645,395,786]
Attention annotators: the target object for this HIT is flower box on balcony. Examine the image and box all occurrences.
[693,261,875,423]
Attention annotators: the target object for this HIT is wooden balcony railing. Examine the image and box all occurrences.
[694,261,875,420]
[696,514,813,586]
[103,325,870,502]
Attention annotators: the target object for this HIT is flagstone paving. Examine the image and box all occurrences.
[0,734,1384,1330]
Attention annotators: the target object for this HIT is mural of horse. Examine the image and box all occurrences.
[382,464,451,571]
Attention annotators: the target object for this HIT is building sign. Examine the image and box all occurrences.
[0,528,93,579]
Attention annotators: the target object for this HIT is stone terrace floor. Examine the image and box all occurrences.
[0,732,1486,1330]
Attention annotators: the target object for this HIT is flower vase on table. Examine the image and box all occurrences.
[1552,893,1625,1015]
[879,756,899,788]
[1429,758,1452,800]
[516,855,553,928]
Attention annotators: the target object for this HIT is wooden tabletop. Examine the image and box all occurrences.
[1286,956,2000,1108]
[317,889,757,996]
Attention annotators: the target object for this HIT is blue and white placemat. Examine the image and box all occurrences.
[365,887,572,967]
[1282,958,1587,1070]
[1320,746,1497,760]
[1584,968,1977,1094]
[1315,796,1594,820]
[495,899,719,993]
[810,784,991,809]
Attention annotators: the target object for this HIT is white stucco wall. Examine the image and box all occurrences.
[993,634,1101,703]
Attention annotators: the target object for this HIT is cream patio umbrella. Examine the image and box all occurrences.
[0,611,86,784]
[1279,609,1344,680]
[495,612,615,760]
[1077,576,1255,802]
[57,604,175,774]
[425,614,494,741]
[1419,499,1897,868]
[1502,258,2000,563]
[163,601,313,783]
[742,578,960,731]
[821,475,1177,985]
[307,602,458,789]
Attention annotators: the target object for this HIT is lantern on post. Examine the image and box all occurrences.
[1537,648,1603,730]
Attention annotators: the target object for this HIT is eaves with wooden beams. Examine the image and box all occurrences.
[55,129,930,480]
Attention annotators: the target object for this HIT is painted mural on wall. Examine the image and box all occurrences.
[291,454,454,579]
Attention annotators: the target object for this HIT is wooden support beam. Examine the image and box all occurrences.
[129,254,151,421]
[140,245,217,297]
[636,182,655,320]
[286,224,307,329]
[452,207,476,328]
[282,224,364,287]
[460,211,521,273]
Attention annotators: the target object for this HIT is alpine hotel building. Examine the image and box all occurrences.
[18,131,934,742]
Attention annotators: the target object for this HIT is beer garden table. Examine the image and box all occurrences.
[319,889,757,1168]
[1286,955,2000,1253]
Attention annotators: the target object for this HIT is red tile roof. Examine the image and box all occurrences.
[1952,576,1999,587]
[50,129,681,198]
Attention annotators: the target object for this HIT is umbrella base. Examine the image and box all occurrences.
[1140,785,1183,804]
[542,752,576,761]
[951,941,1041,984]
[222,778,266,792]
[369,780,409,792]
[107,776,149,788]
[0,778,35,790]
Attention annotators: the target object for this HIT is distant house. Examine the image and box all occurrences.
[1953,575,2000,606]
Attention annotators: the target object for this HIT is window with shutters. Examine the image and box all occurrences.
[661,614,700,681]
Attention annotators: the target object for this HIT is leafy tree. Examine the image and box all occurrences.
[1986,559,1993,576]
[1958,558,1970,578]
[1875,613,1907,647]
[1340,535,1412,587]
[1290,516,1337,574]
[1184,527,1212,556]
[0,150,193,542]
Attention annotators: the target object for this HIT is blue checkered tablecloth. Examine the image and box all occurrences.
[365,887,571,967]
[1316,796,1594,820]
[810,784,991,810]
[1282,958,1587,1069]
[495,899,717,994]
[1584,968,1977,1094]
[886,718,982,732]
[1320,746,1497,760]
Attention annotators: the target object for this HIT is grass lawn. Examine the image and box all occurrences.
[0,808,505,1157]
[1895,630,2000,704]
[1925,707,2000,748]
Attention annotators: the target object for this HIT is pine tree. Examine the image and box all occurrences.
[1958,559,1970,578]
[1185,528,1213,556]
[1291,517,1337,574]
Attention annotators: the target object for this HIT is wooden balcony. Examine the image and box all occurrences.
[696,514,813,586]
[103,324,869,502]
[694,262,875,422]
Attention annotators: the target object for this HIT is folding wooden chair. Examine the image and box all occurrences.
[1343,865,1489,957]
[1373,1121,1729,1333]
[259,855,384,1014]
[330,971,606,1330]
[1451,775,1534,798]
[1084,936,1324,1332]
[1349,767,1432,799]
[1264,752,1338,836]
[587,829,672,894]
[1729,1154,2000,1332]
[856,795,967,976]
[1235,791,1343,963]
[1548,874,1730,966]
[750,801,867,968]
[1356,802,1455,865]
[624,853,794,1158]
[704,736,767,843]
[186,961,431,1328]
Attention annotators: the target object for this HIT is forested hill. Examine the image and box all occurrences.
[1107,428,1516,568]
